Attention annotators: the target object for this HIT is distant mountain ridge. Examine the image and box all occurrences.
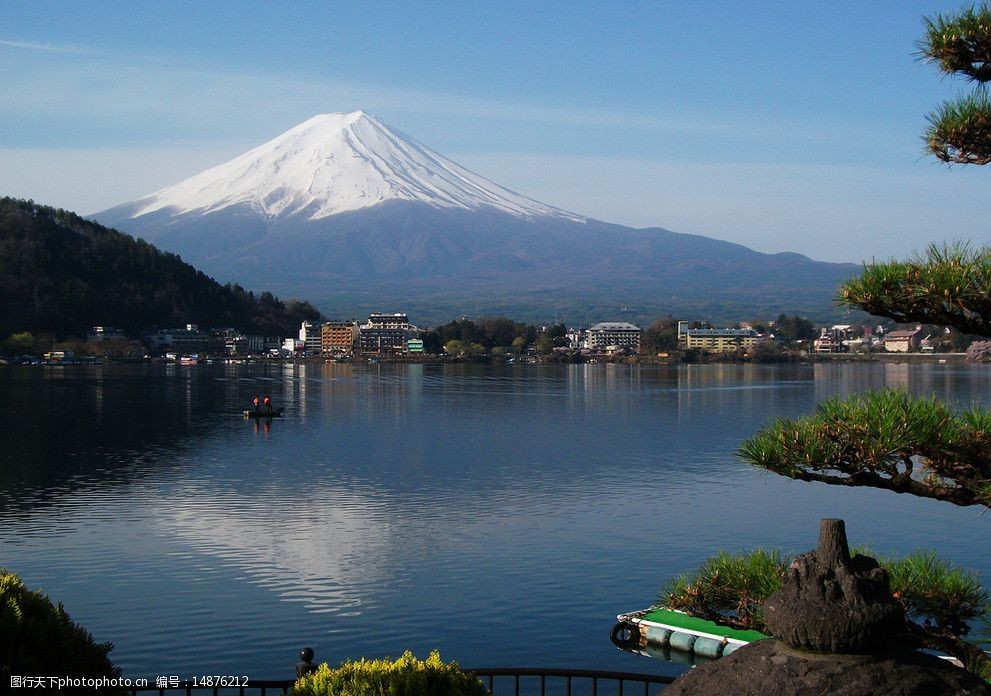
[96,112,859,324]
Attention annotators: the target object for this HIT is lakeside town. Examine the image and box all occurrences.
[5,311,987,366]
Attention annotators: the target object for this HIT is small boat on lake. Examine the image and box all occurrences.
[243,407,285,418]
[611,606,976,668]
[611,607,767,659]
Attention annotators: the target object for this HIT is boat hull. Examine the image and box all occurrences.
[243,407,284,418]
[611,608,768,660]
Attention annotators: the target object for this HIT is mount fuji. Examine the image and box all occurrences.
[96,111,857,323]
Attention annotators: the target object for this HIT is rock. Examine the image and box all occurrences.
[663,639,991,696]
[664,519,991,695]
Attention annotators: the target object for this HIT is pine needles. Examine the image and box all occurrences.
[738,388,991,508]
[920,3,991,164]
[921,3,991,82]
[838,243,991,336]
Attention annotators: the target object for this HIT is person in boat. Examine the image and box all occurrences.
[253,396,260,411]
[263,395,272,413]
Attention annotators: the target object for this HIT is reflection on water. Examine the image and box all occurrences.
[0,362,989,681]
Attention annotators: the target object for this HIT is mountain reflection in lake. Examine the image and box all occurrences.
[1,362,988,681]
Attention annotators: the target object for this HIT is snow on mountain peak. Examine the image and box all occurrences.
[130,111,585,222]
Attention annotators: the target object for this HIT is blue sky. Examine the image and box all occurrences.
[1,0,988,263]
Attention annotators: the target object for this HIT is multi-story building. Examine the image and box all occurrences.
[299,321,323,355]
[814,325,854,354]
[283,338,304,354]
[813,331,840,353]
[585,322,642,352]
[321,321,357,354]
[357,313,411,353]
[170,325,210,354]
[678,322,759,353]
[145,324,209,355]
[87,326,127,342]
[225,334,265,356]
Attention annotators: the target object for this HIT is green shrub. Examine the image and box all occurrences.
[294,650,490,696]
[882,550,989,638]
[660,547,989,638]
[0,569,123,695]
[661,549,787,630]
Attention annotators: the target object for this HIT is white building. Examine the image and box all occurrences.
[565,328,585,349]
[357,313,412,353]
[814,325,854,354]
[283,338,304,353]
[298,321,323,355]
[586,322,642,352]
[225,334,265,356]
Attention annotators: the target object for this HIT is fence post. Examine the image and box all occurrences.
[296,647,317,679]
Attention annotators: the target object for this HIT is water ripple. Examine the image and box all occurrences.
[1,363,989,679]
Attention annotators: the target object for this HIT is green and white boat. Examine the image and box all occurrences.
[611,607,768,660]
[614,607,976,668]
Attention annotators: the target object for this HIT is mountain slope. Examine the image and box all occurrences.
[0,197,320,339]
[106,111,583,223]
[96,112,859,324]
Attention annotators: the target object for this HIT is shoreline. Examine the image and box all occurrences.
[1,351,975,367]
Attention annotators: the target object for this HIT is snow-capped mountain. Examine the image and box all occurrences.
[122,111,584,223]
[97,113,857,323]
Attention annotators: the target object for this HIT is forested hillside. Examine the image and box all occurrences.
[0,197,320,339]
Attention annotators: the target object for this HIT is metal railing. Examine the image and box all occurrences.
[124,649,676,695]
[126,670,673,696]
[468,667,674,696]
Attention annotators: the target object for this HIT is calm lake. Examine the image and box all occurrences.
[1,362,989,682]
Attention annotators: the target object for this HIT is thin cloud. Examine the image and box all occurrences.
[0,38,98,55]
[3,42,841,150]
[0,50,765,140]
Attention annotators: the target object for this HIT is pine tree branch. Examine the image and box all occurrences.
[838,243,991,338]
[920,4,991,83]
[925,91,991,165]
[782,467,981,507]
[739,389,991,509]
[905,621,991,681]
